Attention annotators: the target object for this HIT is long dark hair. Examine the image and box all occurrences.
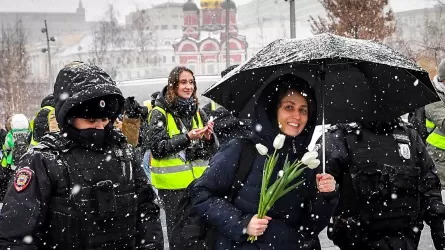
[165,66,198,105]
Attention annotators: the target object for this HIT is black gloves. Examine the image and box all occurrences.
[124,97,149,119]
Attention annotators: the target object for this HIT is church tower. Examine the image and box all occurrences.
[183,0,200,39]
[76,0,86,20]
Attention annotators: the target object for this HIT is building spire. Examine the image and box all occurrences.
[77,0,85,15]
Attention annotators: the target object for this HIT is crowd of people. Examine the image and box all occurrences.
[0,58,443,250]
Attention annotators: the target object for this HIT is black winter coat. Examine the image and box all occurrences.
[409,107,429,143]
[191,76,337,250]
[319,123,445,249]
[202,102,252,146]
[0,62,163,250]
[0,132,163,250]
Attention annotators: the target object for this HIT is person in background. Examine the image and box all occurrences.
[146,66,217,240]
[140,91,160,182]
[202,65,252,146]
[410,59,445,188]
[0,61,163,249]
[0,114,30,201]
[0,123,7,158]
[29,93,59,146]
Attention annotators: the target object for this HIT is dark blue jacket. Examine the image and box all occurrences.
[191,75,338,250]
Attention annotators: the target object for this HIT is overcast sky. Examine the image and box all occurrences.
[0,0,439,23]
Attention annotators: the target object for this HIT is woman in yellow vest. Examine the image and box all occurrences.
[29,94,59,146]
[146,66,217,239]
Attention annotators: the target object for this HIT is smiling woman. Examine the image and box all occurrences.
[146,66,218,244]
[190,73,338,250]
[277,89,309,137]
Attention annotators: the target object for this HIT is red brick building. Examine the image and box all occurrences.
[173,0,248,75]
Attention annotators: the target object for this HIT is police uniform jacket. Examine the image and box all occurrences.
[0,62,163,250]
[320,122,445,249]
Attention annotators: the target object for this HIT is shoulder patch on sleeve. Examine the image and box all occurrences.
[14,167,34,192]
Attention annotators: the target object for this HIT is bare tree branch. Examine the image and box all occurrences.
[309,0,395,41]
[90,4,126,78]
[0,19,35,116]
[129,7,159,66]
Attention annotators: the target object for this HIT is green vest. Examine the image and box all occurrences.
[149,106,208,190]
[426,119,445,150]
[1,129,29,168]
[29,106,55,146]
[210,101,217,111]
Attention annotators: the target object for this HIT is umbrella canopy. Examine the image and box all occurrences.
[204,33,439,124]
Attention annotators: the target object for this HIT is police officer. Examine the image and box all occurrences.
[319,120,445,249]
[0,62,163,249]
[29,93,59,146]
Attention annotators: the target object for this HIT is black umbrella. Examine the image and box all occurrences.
[204,33,439,124]
[203,33,439,173]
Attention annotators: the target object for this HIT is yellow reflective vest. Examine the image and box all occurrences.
[29,106,57,146]
[210,100,217,111]
[149,106,208,190]
[426,119,445,150]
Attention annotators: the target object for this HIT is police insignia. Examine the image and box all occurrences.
[14,168,33,192]
[398,143,411,160]
[393,134,410,144]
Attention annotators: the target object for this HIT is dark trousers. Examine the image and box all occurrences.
[338,234,416,250]
[158,189,184,240]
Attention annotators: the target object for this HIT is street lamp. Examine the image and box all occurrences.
[284,0,296,38]
[41,20,56,92]
[225,0,230,68]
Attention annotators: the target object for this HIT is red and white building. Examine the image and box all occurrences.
[173,0,248,75]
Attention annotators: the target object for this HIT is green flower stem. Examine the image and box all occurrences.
[288,164,305,181]
[249,149,311,243]
[257,149,278,219]
[263,175,288,216]
[258,156,270,218]
[259,177,281,217]
[279,179,305,199]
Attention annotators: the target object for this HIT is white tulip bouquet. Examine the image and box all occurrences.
[248,134,320,243]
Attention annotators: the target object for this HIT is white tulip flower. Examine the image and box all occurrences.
[307,159,320,169]
[301,151,318,165]
[273,134,286,150]
[255,144,268,156]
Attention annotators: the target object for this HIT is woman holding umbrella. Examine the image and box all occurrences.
[191,74,337,250]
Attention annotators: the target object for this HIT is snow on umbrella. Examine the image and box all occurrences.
[204,33,440,173]
[203,33,439,124]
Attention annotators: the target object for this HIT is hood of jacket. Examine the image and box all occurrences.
[53,62,124,129]
[41,94,55,108]
[154,86,171,112]
[251,73,317,158]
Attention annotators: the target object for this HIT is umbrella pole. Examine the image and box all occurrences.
[320,62,326,174]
